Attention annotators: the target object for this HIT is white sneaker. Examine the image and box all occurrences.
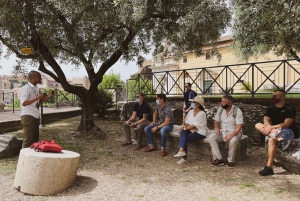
[177,158,188,164]
[174,151,187,158]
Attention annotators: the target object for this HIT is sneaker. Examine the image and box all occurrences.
[259,166,274,176]
[177,158,188,164]
[211,159,225,167]
[174,151,187,158]
[227,162,235,169]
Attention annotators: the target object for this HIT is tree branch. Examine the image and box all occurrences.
[0,35,38,59]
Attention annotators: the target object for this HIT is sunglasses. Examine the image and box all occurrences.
[272,94,279,98]
[136,96,140,98]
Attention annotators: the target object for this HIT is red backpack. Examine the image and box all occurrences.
[30,140,62,153]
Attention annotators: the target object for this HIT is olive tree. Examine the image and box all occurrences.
[232,0,300,61]
[0,0,230,137]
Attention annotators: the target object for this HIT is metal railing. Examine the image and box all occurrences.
[1,91,15,113]
[41,89,80,108]
[127,59,300,98]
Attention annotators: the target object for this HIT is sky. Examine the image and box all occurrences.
[0,50,152,81]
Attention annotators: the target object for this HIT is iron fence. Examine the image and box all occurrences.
[127,59,300,98]
[41,88,80,108]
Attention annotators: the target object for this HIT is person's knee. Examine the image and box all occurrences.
[268,138,277,146]
[255,123,264,131]
[208,133,216,141]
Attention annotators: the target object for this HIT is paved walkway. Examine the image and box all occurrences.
[0,107,81,123]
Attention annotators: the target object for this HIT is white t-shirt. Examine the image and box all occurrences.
[19,82,40,118]
[213,105,243,135]
[185,109,208,136]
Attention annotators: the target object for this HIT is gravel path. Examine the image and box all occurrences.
[1,118,300,201]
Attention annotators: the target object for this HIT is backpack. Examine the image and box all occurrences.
[218,106,239,119]
[30,140,62,153]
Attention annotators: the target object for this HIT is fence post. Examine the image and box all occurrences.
[12,92,14,113]
[252,64,254,99]
[40,102,43,128]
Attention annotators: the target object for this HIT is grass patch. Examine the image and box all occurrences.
[239,182,254,189]
[182,168,189,172]
[226,177,234,181]
[209,196,220,201]
[0,158,18,175]
[273,188,284,195]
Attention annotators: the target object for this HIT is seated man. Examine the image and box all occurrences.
[144,93,174,157]
[255,89,299,176]
[208,94,243,168]
[121,92,152,150]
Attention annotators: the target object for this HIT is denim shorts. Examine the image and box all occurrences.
[278,128,294,141]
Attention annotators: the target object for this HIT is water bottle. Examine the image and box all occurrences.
[271,127,281,138]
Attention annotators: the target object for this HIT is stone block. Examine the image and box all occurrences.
[14,148,80,195]
[143,126,248,162]
[275,149,300,175]
[0,102,5,112]
[0,135,23,159]
[275,138,300,174]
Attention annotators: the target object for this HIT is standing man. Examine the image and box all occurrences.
[255,89,299,176]
[19,71,56,148]
[122,92,152,150]
[208,94,243,168]
[144,93,174,157]
[183,83,197,116]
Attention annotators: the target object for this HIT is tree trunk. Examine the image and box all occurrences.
[77,90,106,139]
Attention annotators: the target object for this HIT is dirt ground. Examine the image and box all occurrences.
[1,116,300,201]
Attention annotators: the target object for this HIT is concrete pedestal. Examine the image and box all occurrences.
[14,148,80,195]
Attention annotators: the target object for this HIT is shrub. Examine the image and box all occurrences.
[93,89,114,117]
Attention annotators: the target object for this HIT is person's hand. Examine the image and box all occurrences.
[262,125,272,136]
[179,126,184,133]
[126,120,131,125]
[50,89,57,96]
[129,122,136,127]
[38,93,46,100]
[214,128,221,135]
[150,121,155,126]
[151,126,158,133]
[224,133,234,141]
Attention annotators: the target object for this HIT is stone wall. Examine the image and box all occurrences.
[121,101,300,145]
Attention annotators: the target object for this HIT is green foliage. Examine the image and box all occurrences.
[91,89,113,117]
[14,99,20,107]
[0,0,231,132]
[232,0,300,60]
[98,73,124,89]
[240,81,252,91]
[21,81,27,87]
[127,74,155,100]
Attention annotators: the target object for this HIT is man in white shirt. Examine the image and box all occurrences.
[19,71,56,148]
[208,94,243,168]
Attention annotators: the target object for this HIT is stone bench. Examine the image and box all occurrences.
[14,148,80,195]
[139,125,248,161]
[275,138,300,174]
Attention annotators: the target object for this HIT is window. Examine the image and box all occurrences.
[206,52,211,60]
[183,56,187,63]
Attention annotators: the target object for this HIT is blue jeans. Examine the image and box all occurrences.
[144,124,173,149]
[179,130,206,157]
